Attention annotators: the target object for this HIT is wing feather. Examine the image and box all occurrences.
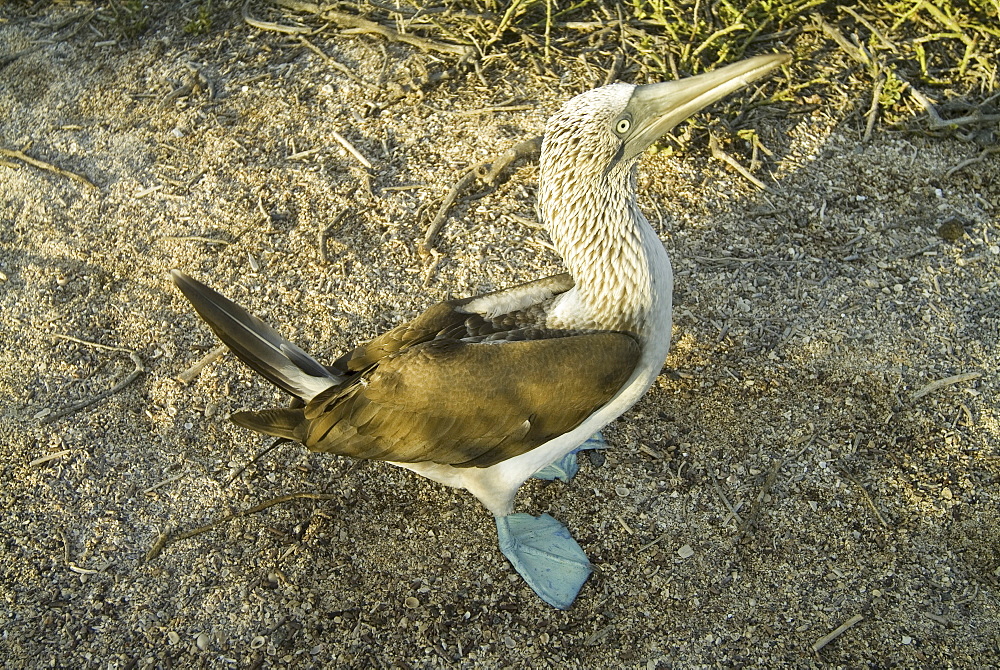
[301,332,640,467]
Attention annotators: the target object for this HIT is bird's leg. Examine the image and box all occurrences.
[495,513,592,609]
[531,431,607,482]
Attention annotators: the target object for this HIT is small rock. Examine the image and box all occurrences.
[677,544,694,559]
[167,631,180,645]
[196,633,210,651]
[902,635,913,645]
[937,217,965,242]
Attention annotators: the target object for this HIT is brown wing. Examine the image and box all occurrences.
[307,331,638,467]
[234,331,639,468]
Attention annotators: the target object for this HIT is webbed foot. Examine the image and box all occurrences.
[495,513,592,609]
[531,431,607,482]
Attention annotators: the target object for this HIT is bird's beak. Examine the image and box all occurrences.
[621,54,789,164]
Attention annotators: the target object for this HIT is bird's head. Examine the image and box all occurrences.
[541,54,789,185]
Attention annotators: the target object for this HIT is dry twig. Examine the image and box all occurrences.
[908,86,1000,131]
[839,467,889,528]
[42,335,145,423]
[0,146,97,189]
[296,36,370,87]
[420,163,483,257]
[737,458,781,540]
[911,372,982,402]
[814,16,871,66]
[223,439,293,486]
[331,130,373,169]
[476,135,543,185]
[420,136,542,256]
[712,476,743,526]
[812,614,864,653]
[863,74,885,143]
[175,344,227,384]
[319,208,350,263]
[242,0,311,34]
[327,9,470,57]
[29,450,73,467]
[145,491,341,561]
[709,134,768,190]
[945,146,1000,178]
[276,1,471,57]
[0,9,95,69]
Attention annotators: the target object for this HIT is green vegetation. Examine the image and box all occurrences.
[184,0,213,36]
[464,0,997,124]
[105,0,149,40]
[30,0,996,138]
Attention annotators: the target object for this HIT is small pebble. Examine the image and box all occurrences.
[167,631,180,645]
[677,544,694,559]
[937,217,965,242]
[614,485,630,497]
[902,635,913,645]
[196,633,210,651]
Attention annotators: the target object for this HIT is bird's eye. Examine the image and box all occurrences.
[615,117,631,135]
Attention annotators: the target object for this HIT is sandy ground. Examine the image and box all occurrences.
[2,3,998,668]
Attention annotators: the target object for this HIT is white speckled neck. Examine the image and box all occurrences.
[537,86,673,341]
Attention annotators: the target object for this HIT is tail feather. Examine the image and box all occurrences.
[231,408,306,442]
[171,270,341,400]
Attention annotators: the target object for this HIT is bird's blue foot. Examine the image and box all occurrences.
[532,431,607,482]
[495,513,592,609]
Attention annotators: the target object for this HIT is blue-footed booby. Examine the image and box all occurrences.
[171,53,788,609]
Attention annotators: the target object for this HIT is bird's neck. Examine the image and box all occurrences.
[539,166,672,336]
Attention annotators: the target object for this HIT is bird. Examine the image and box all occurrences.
[171,53,788,609]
